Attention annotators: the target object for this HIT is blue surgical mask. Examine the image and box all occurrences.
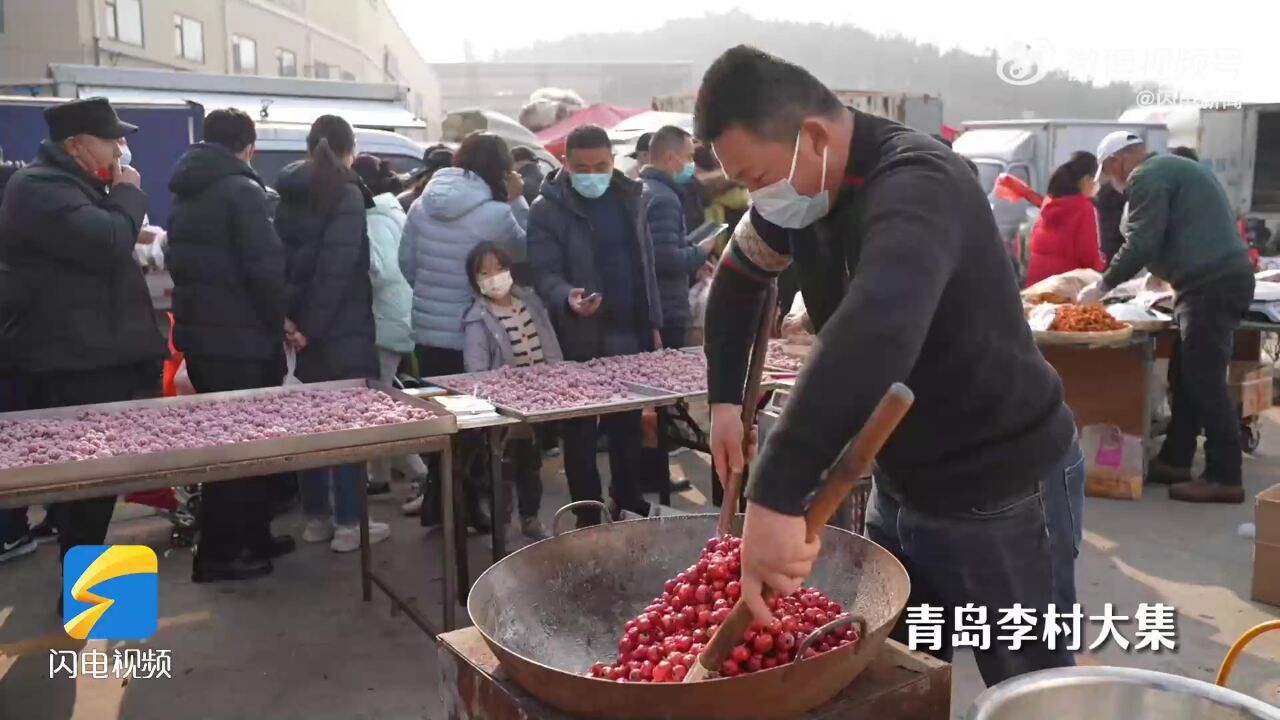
[570,172,611,199]
[749,130,829,229]
[674,161,696,185]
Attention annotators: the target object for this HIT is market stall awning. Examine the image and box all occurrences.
[78,86,424,131]
[537,103,646,157]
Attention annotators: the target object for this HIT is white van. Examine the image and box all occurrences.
[252,123,428,189]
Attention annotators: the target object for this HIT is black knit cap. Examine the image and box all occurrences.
[44,97,138,141]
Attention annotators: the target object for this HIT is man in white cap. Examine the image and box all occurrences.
[1079,131,1253,504]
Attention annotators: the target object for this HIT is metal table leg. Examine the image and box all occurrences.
[454,442,471,610]
[441,441,458,631]
[358,462,372,602]
[488,426,508,562]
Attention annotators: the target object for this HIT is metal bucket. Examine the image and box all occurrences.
[967,667,1280,720]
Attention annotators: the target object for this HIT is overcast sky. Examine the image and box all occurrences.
[388,0,1278,101]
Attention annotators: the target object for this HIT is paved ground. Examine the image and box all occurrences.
[1,410,1278,720]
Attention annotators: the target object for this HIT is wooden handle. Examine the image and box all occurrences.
[688,382,915,682]
[717,283,779,537]
[804,382,914,540]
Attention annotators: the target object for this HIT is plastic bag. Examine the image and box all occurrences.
[1079,424,1144,499]
[173,359,196,396]
[1022,269,1101,301]
[283,348,302,386]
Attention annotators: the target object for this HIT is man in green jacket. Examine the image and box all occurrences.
[1079,131,1254,503]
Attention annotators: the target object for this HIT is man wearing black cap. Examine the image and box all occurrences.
[0,97,166,569]
[511,146,544,205]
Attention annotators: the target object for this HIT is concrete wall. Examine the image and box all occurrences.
[0,0,92,84]
[0,0,440,128]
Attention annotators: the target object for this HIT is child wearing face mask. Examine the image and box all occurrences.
[461,241,563,539]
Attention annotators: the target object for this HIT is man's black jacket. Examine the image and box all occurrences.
[0,141,164,374]
[168,142,286,361]
[705,110,1075,516]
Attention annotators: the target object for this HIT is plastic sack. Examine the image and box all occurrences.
[1022,269,1101,302]
[172,360,196,396]
[1079,424,1144,500]
[283,348,302,386]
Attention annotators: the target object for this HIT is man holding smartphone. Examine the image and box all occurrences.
[528,124,665,527]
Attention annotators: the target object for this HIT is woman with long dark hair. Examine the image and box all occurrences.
[1025,151,1106,287]
[275,115,386,553]
[400,131,528,378]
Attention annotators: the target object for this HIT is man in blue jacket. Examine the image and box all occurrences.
[641,125,716,349]
[528,124,663,527]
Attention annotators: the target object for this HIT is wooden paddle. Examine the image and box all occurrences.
[686,382,915,682]
[717,282,779,537]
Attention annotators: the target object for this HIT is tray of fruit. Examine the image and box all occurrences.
[1032,303,1134,346]
[466,507,910,720]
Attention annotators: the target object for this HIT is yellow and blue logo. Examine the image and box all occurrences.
[63,545,157,640]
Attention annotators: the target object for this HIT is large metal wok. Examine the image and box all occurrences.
[467,510,911,720]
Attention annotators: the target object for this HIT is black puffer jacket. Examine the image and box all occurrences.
[169,142,285,360]
[641,167,709,328]
[0,141,164,373]
[273,160,378,382]
[1094,183,1128,265]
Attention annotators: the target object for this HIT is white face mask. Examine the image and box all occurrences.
[119,143,132,167]
[479,271,513,299]
[749,130,829,229]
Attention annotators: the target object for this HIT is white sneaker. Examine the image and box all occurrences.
[401,494,424,516]
[331,523,390,553]
[302,518,334,543]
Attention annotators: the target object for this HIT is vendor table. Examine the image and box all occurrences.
[1038,333,1158,443]
[0,381,460,635]
[436,626,951,720]
[424,375,694,632]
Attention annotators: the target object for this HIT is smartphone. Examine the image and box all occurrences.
[584,292,602,303]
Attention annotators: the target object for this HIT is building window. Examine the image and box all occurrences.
[276,48,297,77]
[173,15,203,63]
[313,61,331,80]
[105,0,144,46]
[231,34,257,74]
[383,47,399,81]
[340,70,356,82]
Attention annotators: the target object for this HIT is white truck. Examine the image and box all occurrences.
[651,90,944,136]
[953,119,1169,250]
[1120,104,1280,243]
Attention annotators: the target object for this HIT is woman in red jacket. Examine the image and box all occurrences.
[1025,151,1106,287]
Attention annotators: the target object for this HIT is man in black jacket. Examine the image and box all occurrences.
[512,146,544,205]
[528,124,663,526]
[1094,182,1127,264]
[697,47,1081,686]
[169,108,293,582]
[0,97,166,565]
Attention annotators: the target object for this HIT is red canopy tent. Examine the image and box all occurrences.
[537,103,646,157]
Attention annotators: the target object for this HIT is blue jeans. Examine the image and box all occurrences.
[867,441,1085,687]
[300,465,362,527]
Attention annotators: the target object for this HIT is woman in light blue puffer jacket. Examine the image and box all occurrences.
[399,132,528,378]
[354,154,428,497]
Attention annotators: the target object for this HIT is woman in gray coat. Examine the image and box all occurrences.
[461,242,562,539]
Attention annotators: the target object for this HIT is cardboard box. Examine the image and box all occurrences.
[1252,483,1280,607]
[1229,362,1274,418]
